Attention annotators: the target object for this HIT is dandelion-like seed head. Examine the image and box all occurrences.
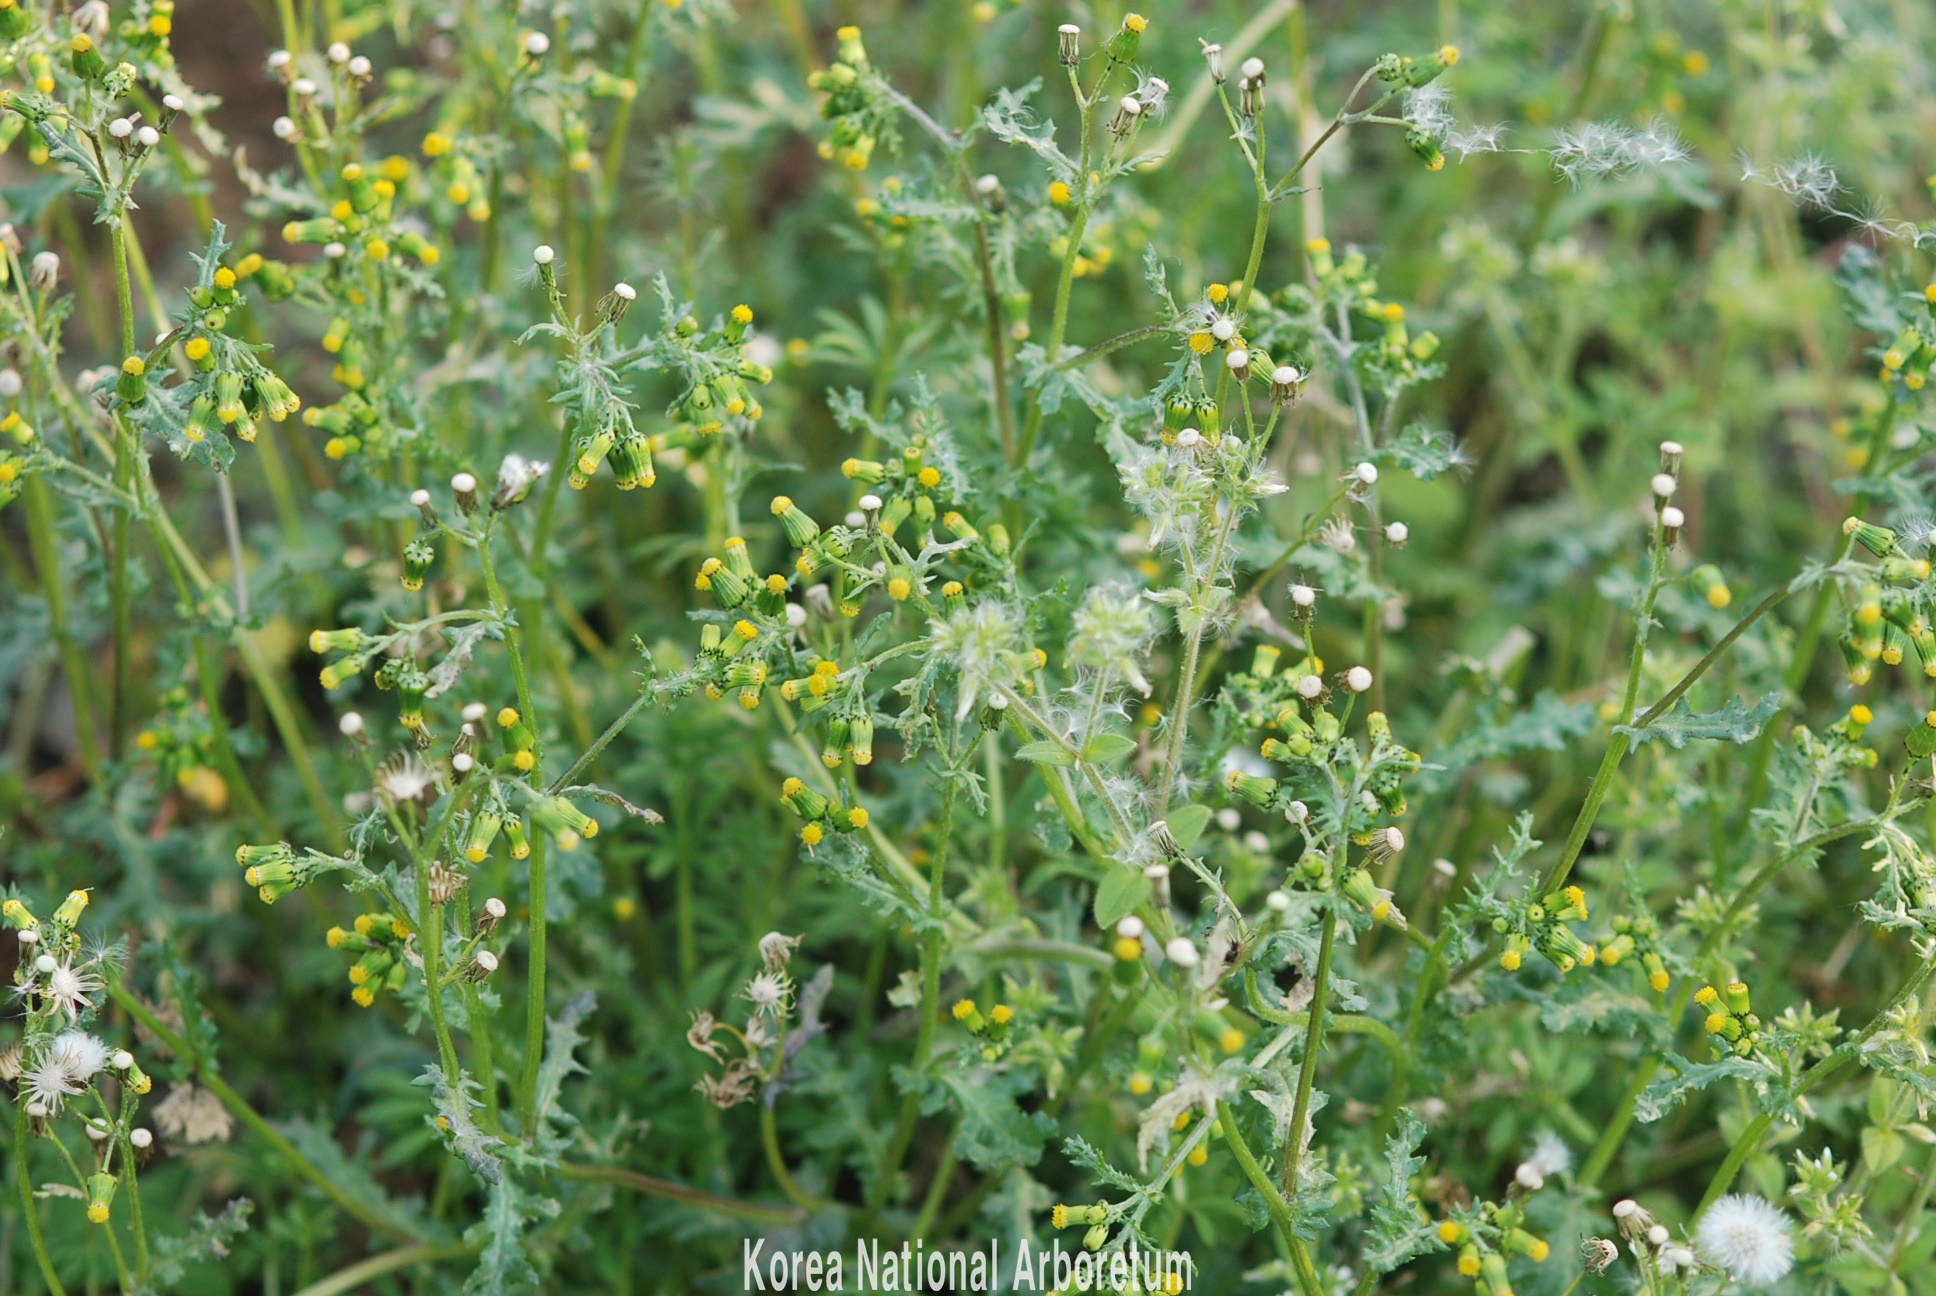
[1068,586,1157,695]
[43,959,103,1021]
[1525,1130,1572,1177]
[377,753,440,807]
[742,970,793,1020]
[930,601,1026,718]
[1695,1195,1793,1287]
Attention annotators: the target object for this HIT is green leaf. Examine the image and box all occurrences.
[928,1068,1057,1172]
[1166,804,1213,852]
[1015,740,1075,767]
[1081,732,1137,763]
[1377,421,1467,481]
[1362,1109,1445,1275]
[282,1117,437,1242]
[147,1199,255,1289]
[1094,867,1152,928]
[1636,1054,1770,1122]
[1863,1128,1906,1176]
[462,1178,557,1296]
[1618,691,1783,749]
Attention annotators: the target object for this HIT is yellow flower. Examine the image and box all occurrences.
[1048,181,1071,205]
[990,1004,1012,1024]
[952,998,978,1020]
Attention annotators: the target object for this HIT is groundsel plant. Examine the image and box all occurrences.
[7,0,1936,1293]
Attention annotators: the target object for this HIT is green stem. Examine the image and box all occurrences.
[553,1161,804,1224]
[1220,1114,1321,1296]
[863,738,971,1226]
[121,1124,152,1283]
[1281,906,1336,1195]
[546,687,654,793]
[109,225,137,758]
[517,833,548,1131]
[15,1106,68,1296]
[1154,628,1203,817]
[590,0,657,282]
[910,1138,958,1239]
[1694,950,1936,1220]
[1580,810,1909,1187]
[477,523,547,1130]
[759,1104,824,1213]
[424,896,463,1084]
[107,981,422,1245]
[1536,519,1669,894]
[234,625,344,850]
[194,636,274,835]
[21,478,103,782]
[463,980,503,1134]
[288,1245,474,1296]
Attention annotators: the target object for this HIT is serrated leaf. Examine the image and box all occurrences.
[282,1117,436,1241]
[925,1067,1056,1172]
[1094,868,1151,928]
[1635,1053,1770,1123]
[1362,1109,1444,1275]
[1015,740,1075,767]
[1618,691,1783,749]
[146,1198,254,1288]
[1081,732,1137,763]
[462,1177,557,1295]
[1062,1135,1142,1194]
[1377,422,1468,481]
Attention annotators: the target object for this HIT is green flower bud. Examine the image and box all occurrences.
[610,428,656,490]
[402,539,435,592]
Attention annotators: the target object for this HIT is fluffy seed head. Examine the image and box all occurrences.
[1695,1196,1794,1287]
